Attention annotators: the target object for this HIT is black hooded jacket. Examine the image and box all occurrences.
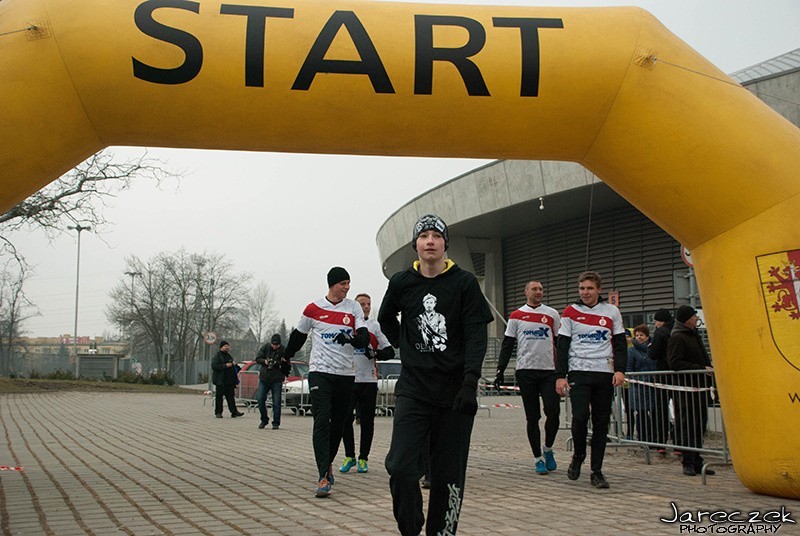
[378,261,493,407]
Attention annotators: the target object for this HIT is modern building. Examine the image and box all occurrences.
[377,49,800,342]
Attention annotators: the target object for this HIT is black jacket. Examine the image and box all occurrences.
[667,321,712,388]
[255,344,287,383]
[648,320,674,370]
[211,350,237,387]
[377,261,493,406]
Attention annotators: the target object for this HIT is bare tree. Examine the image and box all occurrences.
[106,250,251,377]
[1,149,179,265]
[0,150,179,366]
[0,260,36,375]
[246,281,279,344]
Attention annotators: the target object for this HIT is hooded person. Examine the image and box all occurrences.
[378,213,493,536]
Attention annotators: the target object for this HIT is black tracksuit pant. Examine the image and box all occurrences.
[568,370,614,473]
[342,382,378,461]
[308,371,354,479]
[385,395,475,536]
[674,389,709,469]
[214,383,237,416]
[516,369,560,458]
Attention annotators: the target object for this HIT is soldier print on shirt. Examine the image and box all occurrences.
[416,293,448,351]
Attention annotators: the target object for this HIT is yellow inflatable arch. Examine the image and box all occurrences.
[2,0,799,498]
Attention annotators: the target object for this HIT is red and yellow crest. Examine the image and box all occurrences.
[757,249,800,371]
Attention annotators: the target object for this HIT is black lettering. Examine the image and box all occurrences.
[789,392,800,403]
[292,11,394,93]
[493,17,563,96]
[132,0,203,85]
[220,4,294,87]
[414,15,489,96]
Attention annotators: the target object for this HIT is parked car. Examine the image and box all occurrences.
[237,360,309,400]
[284,359,402,413]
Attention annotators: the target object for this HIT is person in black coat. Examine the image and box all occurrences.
[667,306,715,476]
[255,334,289,429]
[211,340,244,418]
[648,308,674,448]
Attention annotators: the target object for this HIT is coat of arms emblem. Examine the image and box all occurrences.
[757,248,800,371]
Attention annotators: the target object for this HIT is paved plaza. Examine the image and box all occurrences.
[1,390,797,535]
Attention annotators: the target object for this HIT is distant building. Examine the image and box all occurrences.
[377,49,800,340]
[14,335,128,357]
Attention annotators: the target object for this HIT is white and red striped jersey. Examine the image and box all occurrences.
[353,318,391,383]
[558,301,624,373]
[504,304,560,370]
[296,297,367,376]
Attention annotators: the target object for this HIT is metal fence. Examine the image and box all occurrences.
[566,369,729,482]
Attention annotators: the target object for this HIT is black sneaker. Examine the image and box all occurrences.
[590,472,610,488]
[215,414,223,418]
[272,425,280,430]
[695,465,715,476]
[231,411,245,418]
[567,457,582,481]
[258,421,268,429]
[683,466,697,476]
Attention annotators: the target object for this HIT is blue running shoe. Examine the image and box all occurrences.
[357,459,368,473]
[339,457,356,473]
[327,466,335,485]
[544,450,557,472]
[315,476,331,498]
[535,459,549,475]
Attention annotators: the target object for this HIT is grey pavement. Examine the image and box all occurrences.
[1,391,798,535]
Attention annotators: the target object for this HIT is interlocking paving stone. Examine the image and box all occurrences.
[1,391,798,535]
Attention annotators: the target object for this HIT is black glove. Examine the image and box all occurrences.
[334,332,353,346]
[452,382,478,416]
[493,370,504,391]
[364,346,376,359]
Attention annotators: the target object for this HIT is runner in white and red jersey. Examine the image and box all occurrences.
[283,266,369,498]
[494,280,561,475]
[555,271,627,490]
[339,293,395,475]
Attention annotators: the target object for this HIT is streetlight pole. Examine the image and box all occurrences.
[67,224,90,378]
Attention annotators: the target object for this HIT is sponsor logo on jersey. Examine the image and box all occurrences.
[576,329,609,342]
[523,327,550,339]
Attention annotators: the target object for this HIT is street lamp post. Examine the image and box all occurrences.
[67,224,90,378]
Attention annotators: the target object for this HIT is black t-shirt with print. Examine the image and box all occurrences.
[378,262,493,406]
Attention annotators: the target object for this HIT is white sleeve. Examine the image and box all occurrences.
[558,310,572,337]
[296,313,312,334]
[611,307,625,336]
[374,324,392,350]
[503,318,517,338]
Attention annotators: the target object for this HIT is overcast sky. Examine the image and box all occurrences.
[9,0,799,342]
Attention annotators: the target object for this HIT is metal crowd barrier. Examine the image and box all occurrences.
[376,374,399,416]
[562,369,729,483]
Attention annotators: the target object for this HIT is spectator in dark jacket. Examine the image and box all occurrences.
[255,334,289,429]
[667,305,715,477]
[648,308,674,447]
[211,341,244,418]
[626,324,656,442]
